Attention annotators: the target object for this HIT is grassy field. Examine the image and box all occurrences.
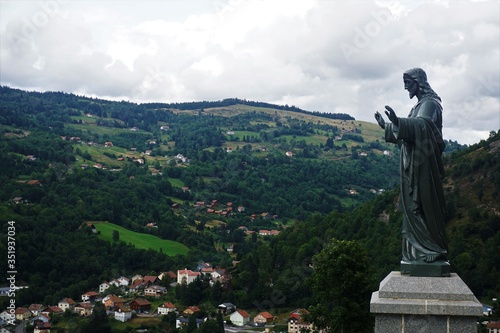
[92,222,189,256]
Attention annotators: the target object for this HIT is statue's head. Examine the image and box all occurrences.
[403,68,441,101]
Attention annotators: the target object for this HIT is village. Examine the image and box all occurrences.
[0,262,314,333]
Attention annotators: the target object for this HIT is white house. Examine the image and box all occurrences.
[177,269,201,285]
[157,302,177,315]
[58,298,76,311]
[114,307,132,322]
[230,309,250,327]
[0,311,12,323]
[99,282,110,293]
[81,291,99,302]
[117,276,130,286]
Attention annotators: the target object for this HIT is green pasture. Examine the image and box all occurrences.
[93,222,189,256]
[168,178,185,188]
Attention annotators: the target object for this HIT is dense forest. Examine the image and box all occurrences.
[0,86,498,332]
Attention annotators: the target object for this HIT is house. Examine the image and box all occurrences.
[157,302,177,315]
[15,307,31,321]
[129,278,143,293]
[211,269,226,280]
[58,298,76,311]
[114,307,132,322]
[175,154,189,163]
[28,304,44,317]
[483,304,494,316]
[285,151,293,157]
[74,302,93,316]
[129,299,151,313]
[144,285,166,297]
[104,142,113,147]
[288,309,313,333]
[0,310,11,323]
[13,197,24,204]
[488,322,500,333]
[34,321,51,333]
[41,306,63,317]
[158,271,177,282]
[176,317,205,329]
[29,314,50,326]
[143,275,158,286]
[230,309,250,327]
[109,279,122,288]
[254,311,274,325]
[27,179,42,186]
[218,302,236,314]
[103,295,124,309]
[177,269,201,285]
[99,282,110,293]
[81,291,99,302]
[183,306,201,316]
[117,276,130,286]
[131,274,143,283]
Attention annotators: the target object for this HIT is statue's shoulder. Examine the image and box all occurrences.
[417,97,442,114]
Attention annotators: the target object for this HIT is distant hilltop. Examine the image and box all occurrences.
[142,97,356,121]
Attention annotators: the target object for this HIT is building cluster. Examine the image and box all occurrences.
[0,261,325,333]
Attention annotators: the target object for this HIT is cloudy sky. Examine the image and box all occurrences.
[1,0,499,145]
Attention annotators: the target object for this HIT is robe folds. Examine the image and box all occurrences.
[384,96,447,261]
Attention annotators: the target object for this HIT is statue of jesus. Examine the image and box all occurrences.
[375,67,450,276]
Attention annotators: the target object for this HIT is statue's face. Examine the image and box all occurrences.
[404,77,418,99]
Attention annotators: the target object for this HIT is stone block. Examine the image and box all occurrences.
[370,271,482,333]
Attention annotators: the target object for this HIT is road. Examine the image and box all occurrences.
[15,320,25,333]
[224,325,265,333]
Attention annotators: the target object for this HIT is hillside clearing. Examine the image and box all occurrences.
[89,221,189,256]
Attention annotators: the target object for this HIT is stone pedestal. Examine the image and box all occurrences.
[370,271,482,333]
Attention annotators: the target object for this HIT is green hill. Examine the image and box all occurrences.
[0,85,497,318]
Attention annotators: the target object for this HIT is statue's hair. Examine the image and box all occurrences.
[403,68,441,101]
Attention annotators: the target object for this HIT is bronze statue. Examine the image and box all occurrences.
[375,68,450,277]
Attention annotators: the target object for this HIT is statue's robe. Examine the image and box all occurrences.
[384,96,447,261]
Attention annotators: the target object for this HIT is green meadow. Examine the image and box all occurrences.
[93,222,189,256]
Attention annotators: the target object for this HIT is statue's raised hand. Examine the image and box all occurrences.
[374,111,385,129]
[385,105,399,127]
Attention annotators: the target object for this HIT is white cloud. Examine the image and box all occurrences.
[0,0,498,145]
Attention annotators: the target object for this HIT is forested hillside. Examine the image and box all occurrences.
[0,86,498,324]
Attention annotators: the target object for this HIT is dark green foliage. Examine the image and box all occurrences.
[308,239,375,333]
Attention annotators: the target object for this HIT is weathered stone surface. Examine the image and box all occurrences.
[377,271,478,302]
[371,271,482,333]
